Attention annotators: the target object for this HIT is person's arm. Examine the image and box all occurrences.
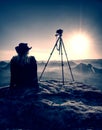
[30,56,38,87]
[10,57,16,88]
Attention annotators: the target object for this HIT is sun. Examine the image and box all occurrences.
[69,33,90,59]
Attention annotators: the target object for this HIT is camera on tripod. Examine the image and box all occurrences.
[56,29,63,36]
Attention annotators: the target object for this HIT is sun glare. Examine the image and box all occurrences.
[69,33,90,59]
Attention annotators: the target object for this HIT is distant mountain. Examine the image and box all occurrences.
[5,62,10,68]
[38,59,102,68]
[0,61,8,67]
[38,61,76,67]
[0,61,10,71]
[0,61,9,72]
[73,59,102,68]
[73,63,102,74]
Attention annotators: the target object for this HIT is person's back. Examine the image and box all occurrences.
[10,43,38,90]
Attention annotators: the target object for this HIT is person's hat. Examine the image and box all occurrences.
[15,43,32,54]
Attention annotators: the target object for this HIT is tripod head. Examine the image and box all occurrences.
[55,29,63,37]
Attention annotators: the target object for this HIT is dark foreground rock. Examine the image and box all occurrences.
[0,80,102,130]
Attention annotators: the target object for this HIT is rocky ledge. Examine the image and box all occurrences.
[0,80,102,130]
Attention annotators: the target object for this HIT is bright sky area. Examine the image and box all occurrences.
[0,0,102,61]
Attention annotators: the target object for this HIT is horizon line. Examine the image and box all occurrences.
[0,58,102,62]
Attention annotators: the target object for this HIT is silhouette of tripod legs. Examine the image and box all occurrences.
[39,32,74,85]
[39,37,60,81]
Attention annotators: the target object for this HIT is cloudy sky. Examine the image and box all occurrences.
[0,0,102,61]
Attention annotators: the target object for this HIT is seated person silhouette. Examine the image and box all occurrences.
[10,43,39,90]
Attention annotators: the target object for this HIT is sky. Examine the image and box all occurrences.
[0,0,102,61]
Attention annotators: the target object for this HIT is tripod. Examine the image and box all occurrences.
[39,29,74,85]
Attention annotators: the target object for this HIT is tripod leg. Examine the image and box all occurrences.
[61,39,74,81]
[60,40,64,85]
[39,37,60,81]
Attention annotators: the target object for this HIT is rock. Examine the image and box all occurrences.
[0,80,102,129]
